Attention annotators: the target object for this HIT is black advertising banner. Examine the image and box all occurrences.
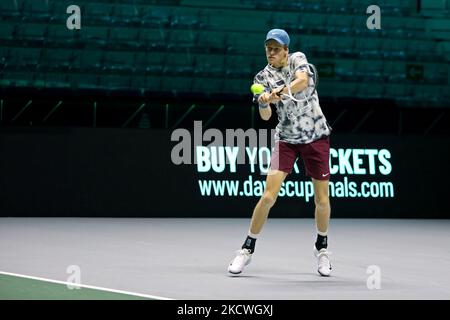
[168,122,447,218]
[0,127,449,218]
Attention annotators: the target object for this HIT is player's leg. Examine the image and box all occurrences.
[228,141,296,274]
[300,136,332,276]
[312,177,332,276]
[227,170,287,275]
[249,169,288,235]
[313,178,331,245]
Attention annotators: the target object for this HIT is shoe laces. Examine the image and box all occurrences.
[236,248,251,257]
[233,249,251,263]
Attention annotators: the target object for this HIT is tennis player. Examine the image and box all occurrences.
[228,29,333,276]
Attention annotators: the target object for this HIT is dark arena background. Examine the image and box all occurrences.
[1,0,450,304]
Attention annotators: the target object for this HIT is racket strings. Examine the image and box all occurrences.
[282,63,317,115]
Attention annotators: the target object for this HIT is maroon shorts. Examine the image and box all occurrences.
[270,136,331,180]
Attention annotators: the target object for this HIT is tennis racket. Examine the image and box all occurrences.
[277,63,319,113]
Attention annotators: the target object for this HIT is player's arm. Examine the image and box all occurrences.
[257,93,272,121]
[277,70,309,96]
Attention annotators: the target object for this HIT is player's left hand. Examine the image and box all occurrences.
[269,86,284,102]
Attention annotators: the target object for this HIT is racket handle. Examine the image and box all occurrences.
[275,85,286,97]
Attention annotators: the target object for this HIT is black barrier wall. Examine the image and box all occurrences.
[1,127,449,218]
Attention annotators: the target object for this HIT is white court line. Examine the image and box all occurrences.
[0,271,173,300]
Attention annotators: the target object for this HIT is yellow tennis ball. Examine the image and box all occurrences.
[250,83,264,94]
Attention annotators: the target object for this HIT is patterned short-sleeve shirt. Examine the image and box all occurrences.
[253,51,332,144]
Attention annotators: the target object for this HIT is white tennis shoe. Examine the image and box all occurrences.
[228,249,252,274]
[314,247,332,276]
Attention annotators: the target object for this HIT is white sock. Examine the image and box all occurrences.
[248,230,259,239]
[317,229,328,236]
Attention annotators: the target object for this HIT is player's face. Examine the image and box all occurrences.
[265,40,288,68]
